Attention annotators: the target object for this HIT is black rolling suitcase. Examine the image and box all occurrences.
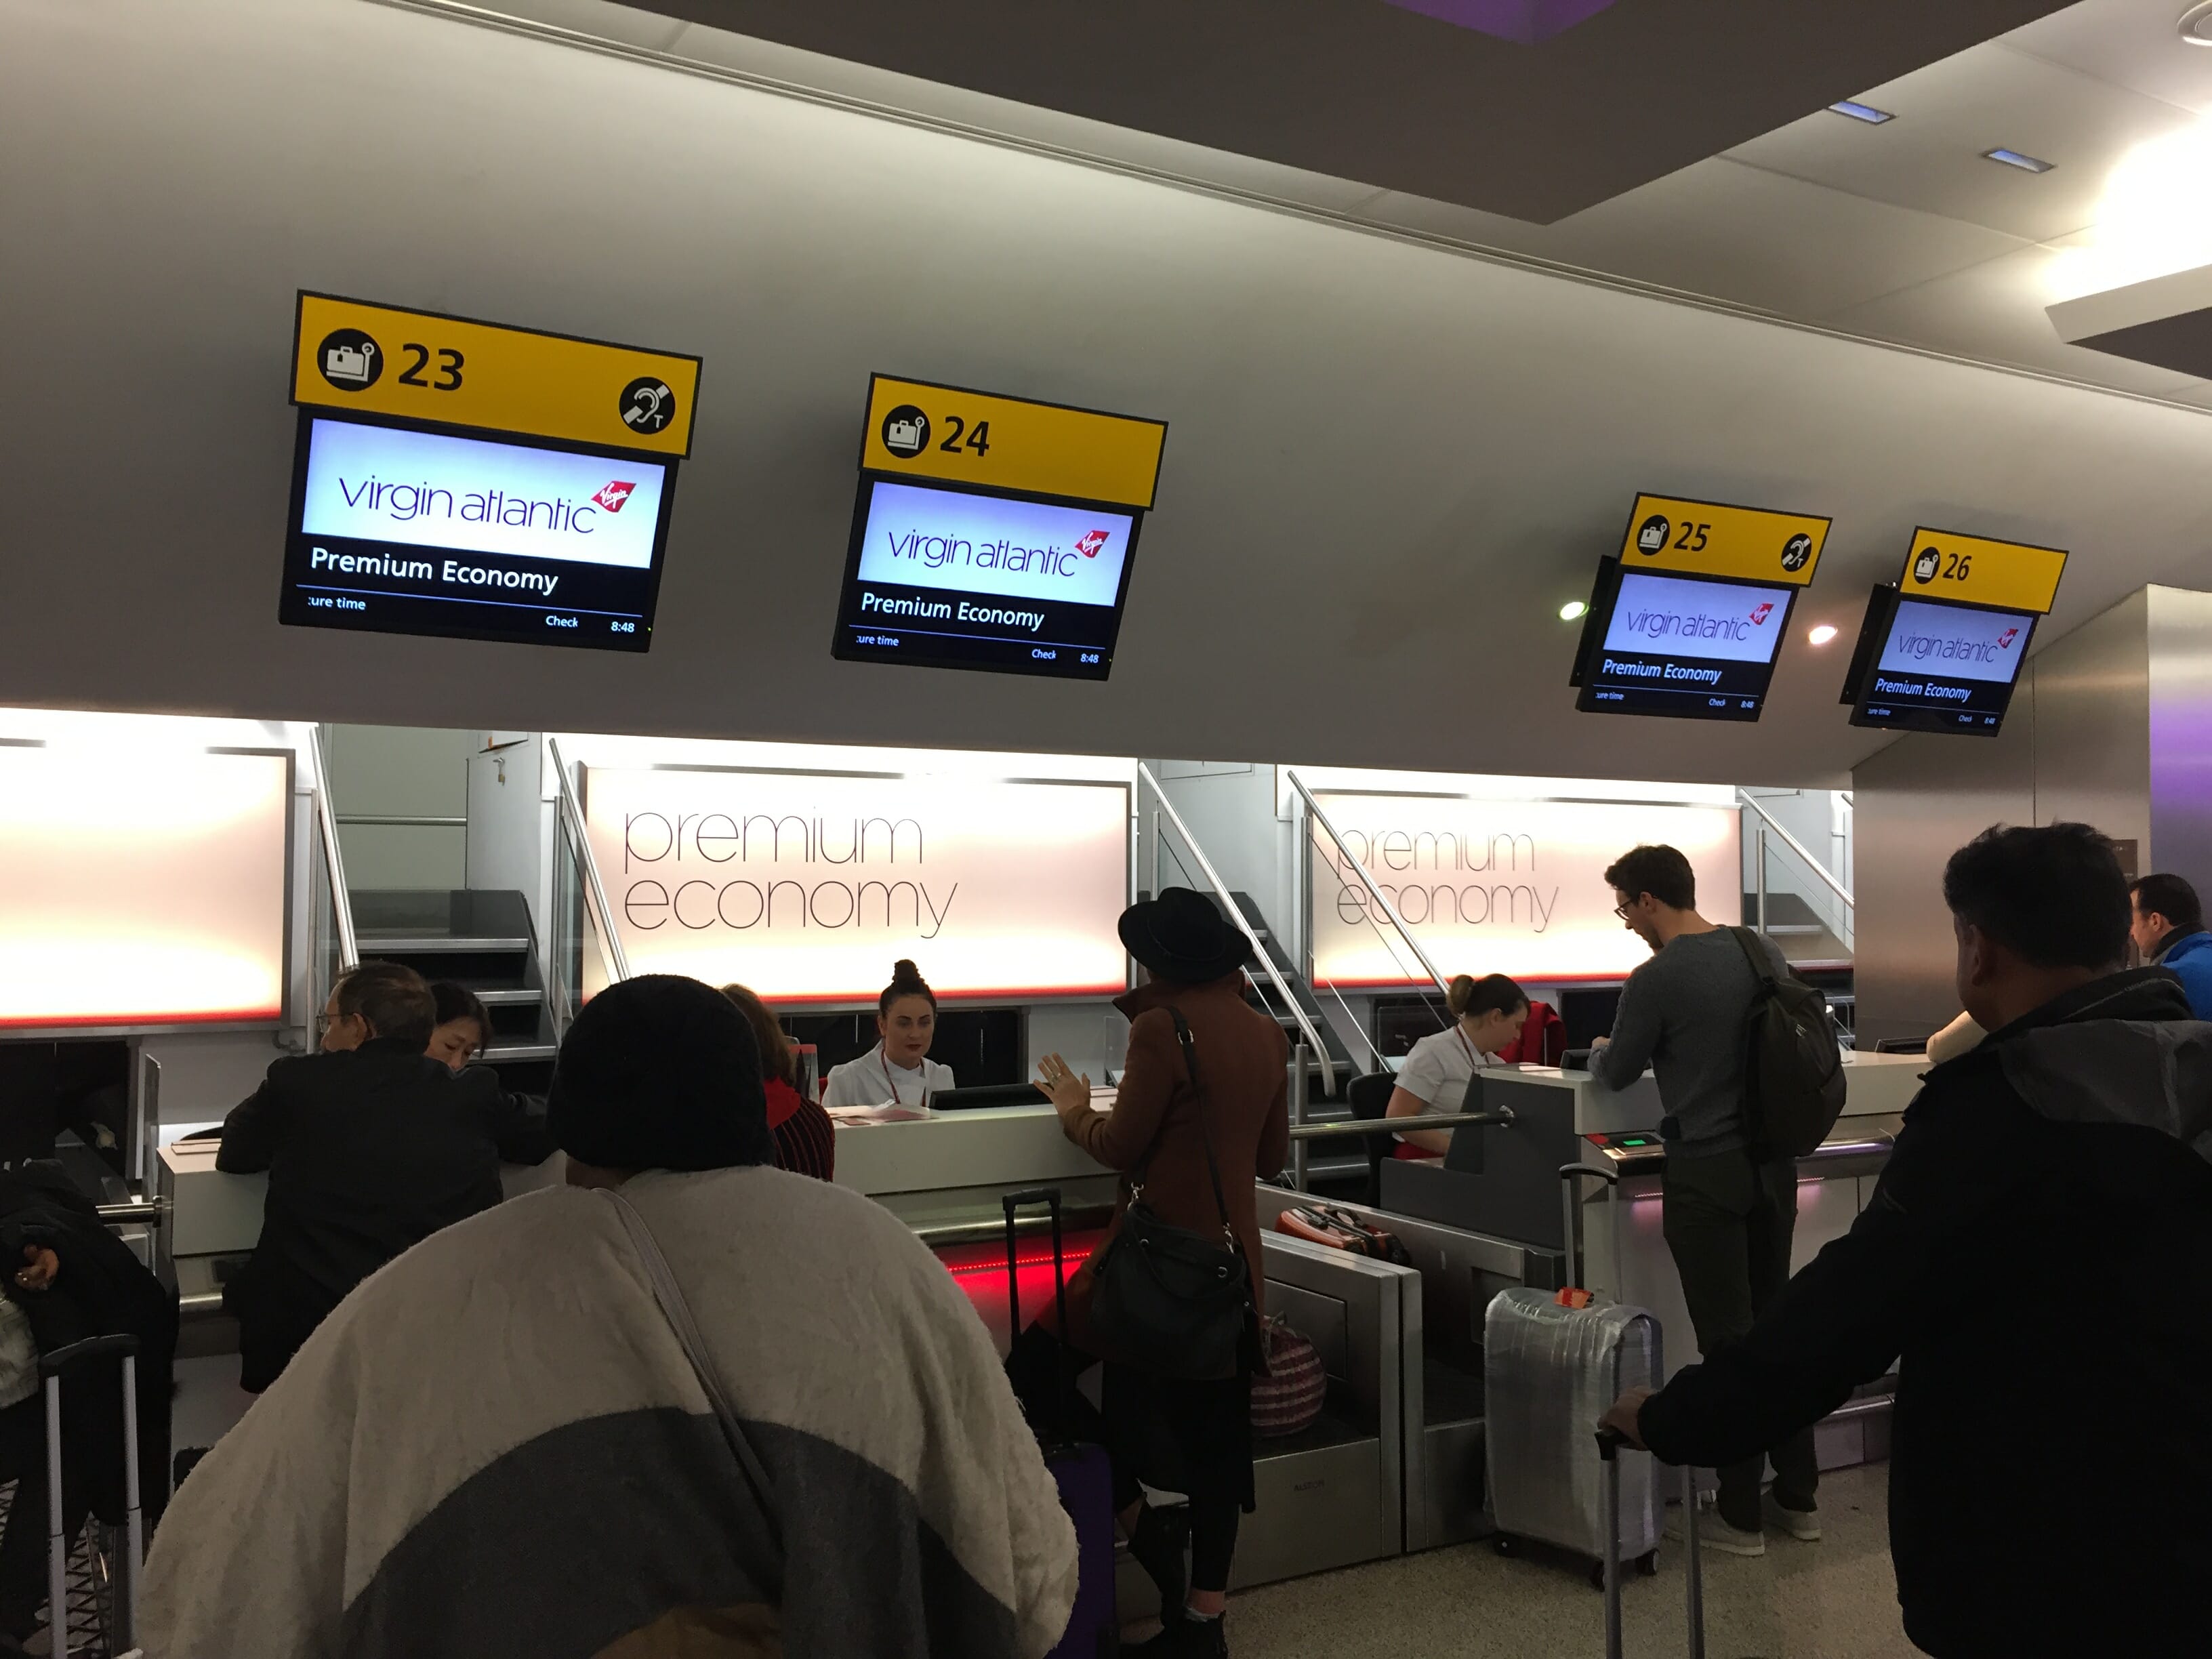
[1002,1189,1117,1659]
[38,1334,144,1659]
[1596,1428,1702,1659]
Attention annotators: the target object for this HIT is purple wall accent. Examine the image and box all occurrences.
[1384,0,1621,45]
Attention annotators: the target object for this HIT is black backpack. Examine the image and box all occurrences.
[1728,927,1846,1159]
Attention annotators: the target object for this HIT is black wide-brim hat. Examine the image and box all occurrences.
[1119,886,1254,985]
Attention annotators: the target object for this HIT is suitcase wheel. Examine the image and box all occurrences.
[1637,1551,1660,1577]
[1492,1534,1518,1558]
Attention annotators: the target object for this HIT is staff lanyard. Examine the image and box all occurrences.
[880,1047,926,1109]
[1454,1025,1481,1070]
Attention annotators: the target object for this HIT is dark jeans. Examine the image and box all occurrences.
[1662,1148,1818,1533]
[0,1395,87,1641]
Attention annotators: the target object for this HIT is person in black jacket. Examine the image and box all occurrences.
[219,961,553,1392]
[1602,823,2212,1658]
[0,1162,178,1653]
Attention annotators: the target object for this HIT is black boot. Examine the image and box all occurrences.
[1126,1503,1188,1628]
[1128,1614,1228,1657]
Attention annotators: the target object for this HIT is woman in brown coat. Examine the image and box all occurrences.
[1033,888,1289,1659]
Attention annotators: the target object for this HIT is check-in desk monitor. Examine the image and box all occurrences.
[1843,583,2036,736]
[1571,559,1796,722]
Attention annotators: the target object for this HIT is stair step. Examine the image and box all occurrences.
[472,988,542,1006]
[486,1042,556,1063]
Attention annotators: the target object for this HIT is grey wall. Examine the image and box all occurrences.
[327,724,476,890]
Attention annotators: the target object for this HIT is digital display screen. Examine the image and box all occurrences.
[279,414,676,650]
[1849,594,2034,735]
[830,477,1141,680]
[1574,567,1795,722]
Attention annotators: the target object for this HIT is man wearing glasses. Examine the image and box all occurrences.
[1589,843,1816,1559]
[216,961,552,1391]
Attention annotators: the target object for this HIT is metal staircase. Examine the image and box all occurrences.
[348,888,556,1093]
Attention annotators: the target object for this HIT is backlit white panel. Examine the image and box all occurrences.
[0,747,289,1027]
[581,764,1129,1003]
[1310,790,1740,985]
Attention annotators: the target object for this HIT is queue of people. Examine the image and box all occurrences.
[11,835,2206,1657]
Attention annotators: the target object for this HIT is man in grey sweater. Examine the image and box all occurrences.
[1591,843,1815,1556]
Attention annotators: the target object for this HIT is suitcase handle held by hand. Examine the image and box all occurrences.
[1595,1429,1703,1659]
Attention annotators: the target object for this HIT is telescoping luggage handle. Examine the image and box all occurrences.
[1003,1187,1078,1436]
[1558,1162,1625,1303]
[40,1334,143,1659]
[1597,1429,1702,1659]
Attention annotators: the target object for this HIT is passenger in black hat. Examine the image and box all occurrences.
[1027,888,1291,1658]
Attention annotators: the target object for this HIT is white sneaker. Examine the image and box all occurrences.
[1765,1492,1822,1542]
[1665,1509,1765,1556]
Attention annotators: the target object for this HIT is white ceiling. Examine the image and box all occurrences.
[9,0,2212,794]
[455,0,2212,404]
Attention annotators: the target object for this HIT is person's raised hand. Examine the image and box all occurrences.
[1599,1386,1654,1449]
[14,1246,58,1292]
[1036,1054,1092,1118]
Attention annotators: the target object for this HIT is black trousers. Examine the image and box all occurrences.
[0,1395,87,1641]
[1661,1148,1820,1532]
[1006,1325,1247,1595]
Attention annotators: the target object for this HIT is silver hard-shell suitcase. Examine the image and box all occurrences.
[1484,1164,1664,1583]
[39,1334,144,1659]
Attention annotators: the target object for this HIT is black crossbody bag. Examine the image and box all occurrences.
[1086,1010,1257,1381]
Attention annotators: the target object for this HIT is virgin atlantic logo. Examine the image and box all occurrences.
[1750,602,1774,626]
[1075,529,1111,558]
[592,481,637,514]
[1998,627,2019,649]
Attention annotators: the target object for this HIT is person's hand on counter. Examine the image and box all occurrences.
[1036,1054,1094,1122]
[1590,1036,1611,1050]
[1599,1385,1654,1449]
[14,1245,58,1292]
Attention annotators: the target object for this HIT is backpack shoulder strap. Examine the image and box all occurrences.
[1727,925,1781,988]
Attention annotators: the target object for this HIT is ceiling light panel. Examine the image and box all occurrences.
[1984,146,2053,173]
[1828,100,1894,124]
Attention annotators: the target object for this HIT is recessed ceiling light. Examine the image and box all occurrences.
[1985,148,2054,174]
[1828,100,1894,125]
[2180,3,2212,47]
[1559,600,1589,622]
[1807,623,1839,647]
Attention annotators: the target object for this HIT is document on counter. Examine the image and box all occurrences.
[824,1103,933,1126]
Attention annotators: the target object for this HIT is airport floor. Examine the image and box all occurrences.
[1219,1463,1912,1659]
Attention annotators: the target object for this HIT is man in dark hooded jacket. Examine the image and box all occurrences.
[1604,822,2212,1659]
[0,1162,178,1652]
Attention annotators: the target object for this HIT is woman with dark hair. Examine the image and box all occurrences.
[1384,972,1530,1155]
[821,960,956,1109]
[720,983,836,1181]
[425,981,493,1073]
[1030,888,1290,1658]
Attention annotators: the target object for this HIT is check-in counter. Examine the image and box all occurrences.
[1380,1052,1921,1340]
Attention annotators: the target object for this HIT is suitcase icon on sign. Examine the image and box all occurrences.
[886,417,924,451]
[325,340,377,383]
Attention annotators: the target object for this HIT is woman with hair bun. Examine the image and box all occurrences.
[821,959,957,1110]
[1385,972,1529,1155]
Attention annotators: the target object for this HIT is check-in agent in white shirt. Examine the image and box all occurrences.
[1385,974,1530,1155]
[818,959,957,1109]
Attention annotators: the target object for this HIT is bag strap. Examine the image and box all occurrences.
[1727,926,1781,989]
[605,1189,781,1549]
[1167,1009,1237,1245]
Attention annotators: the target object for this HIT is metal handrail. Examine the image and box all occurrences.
[1285,770,1452,998]
[1737,790,1854,912]
[547,739,634,985]
[1288,1109,1513,1141]
[1136,763,1338,1095]
[308,725,359,972]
